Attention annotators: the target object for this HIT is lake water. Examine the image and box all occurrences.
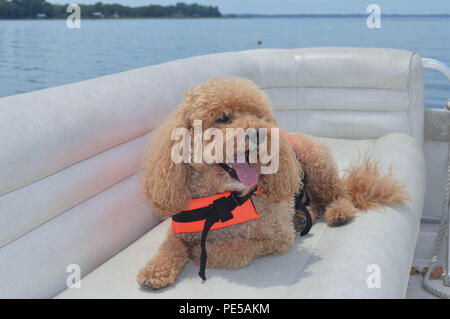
[0,17,449,108]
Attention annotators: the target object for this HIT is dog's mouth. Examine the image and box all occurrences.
[219,151,258,187]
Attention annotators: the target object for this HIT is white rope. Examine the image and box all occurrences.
[422,145,450,298]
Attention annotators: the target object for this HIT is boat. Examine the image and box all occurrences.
[0,47,448,299]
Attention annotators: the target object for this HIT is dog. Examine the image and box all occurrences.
[136,76,409,289]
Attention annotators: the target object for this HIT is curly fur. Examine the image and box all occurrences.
[137,76,410,290]
[140,116,191,217]
[343,157,411,211]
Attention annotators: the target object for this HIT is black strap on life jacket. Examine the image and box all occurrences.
[295,177,312,236]
[172,186,259,281]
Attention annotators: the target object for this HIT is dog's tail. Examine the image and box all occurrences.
[343,157,411,211]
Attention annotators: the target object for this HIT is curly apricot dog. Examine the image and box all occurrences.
[137,76,409,289]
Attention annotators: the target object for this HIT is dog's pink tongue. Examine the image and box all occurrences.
[231,162,258,186]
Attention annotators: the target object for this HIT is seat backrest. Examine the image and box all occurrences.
[0,47,424,298]
[242,47,424,144]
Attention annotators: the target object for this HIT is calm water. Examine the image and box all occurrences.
[0,17,449,108]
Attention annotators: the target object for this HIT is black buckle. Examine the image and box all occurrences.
[230,192,243,205]
[211,196,234,222]
[231,186,258,206]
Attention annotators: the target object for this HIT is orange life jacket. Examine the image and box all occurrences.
[172,187,260,234]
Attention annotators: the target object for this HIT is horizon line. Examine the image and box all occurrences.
[222,13,450,17]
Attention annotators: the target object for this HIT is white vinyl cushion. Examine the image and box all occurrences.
[56,133,425,299]
[0,174,161,298]
[0,132,153,248]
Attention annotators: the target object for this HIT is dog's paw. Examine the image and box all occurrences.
[325,210,349,226]
[293,206,317,233]
[136,263,175,290]
[324,198,358,227]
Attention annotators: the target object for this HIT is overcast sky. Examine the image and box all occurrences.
[48,0,450,14]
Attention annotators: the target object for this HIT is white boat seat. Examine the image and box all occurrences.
[56,132,425,298]
[0,47,426,298]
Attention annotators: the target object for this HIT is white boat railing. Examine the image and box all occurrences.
[422,58,450,110]
[421,57,450,298]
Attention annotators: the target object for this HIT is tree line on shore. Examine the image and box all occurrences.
[0,0,222,19]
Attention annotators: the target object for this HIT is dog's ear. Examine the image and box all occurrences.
[140,114,191,218]
[259,134,302,203]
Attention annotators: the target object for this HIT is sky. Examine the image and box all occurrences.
[48,0,450,15]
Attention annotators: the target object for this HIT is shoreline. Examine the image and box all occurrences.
[1,14,450,20]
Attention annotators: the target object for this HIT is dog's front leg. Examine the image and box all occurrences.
[137,230,189,289]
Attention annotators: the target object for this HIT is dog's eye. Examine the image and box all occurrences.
[216,113,231,124]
